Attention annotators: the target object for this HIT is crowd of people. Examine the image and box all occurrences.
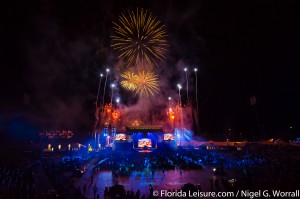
[92,149,215,177]
[239,144,300,190]
[3,142,298,198]
[80,144,300,198]
[0,162,35,198]
[74,183,205,199]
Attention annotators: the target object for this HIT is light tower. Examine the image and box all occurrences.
[184,67,189,100]
[102,68,110,105]
[194,68,199,113]
[110,84,115,107]
[177,84,182,106]
[96,73,103,106]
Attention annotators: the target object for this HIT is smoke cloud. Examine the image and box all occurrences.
[8,0,204,133]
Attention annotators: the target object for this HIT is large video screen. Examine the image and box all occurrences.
[164,133,174,141]
[138,138,152,148]
[115,134,126,141]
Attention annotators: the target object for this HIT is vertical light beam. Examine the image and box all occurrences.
[102,68,110,105]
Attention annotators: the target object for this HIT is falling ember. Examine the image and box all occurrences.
[111,8,168,68]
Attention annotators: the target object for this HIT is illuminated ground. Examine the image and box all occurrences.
[74,164,227,198]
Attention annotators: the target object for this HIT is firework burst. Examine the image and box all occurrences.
[120,70,159,96]
[134,71,159,96]
[111,8,168,68]
[120,72,137,91]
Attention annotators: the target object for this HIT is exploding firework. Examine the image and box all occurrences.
[120,72,137,91]
[135,71,159,96]
[120,70,159,96]
[111,8,168,68]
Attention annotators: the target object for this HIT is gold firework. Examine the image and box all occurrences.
[134,71,159,96]
[111,8,168,68]
[120,72,137,91]
[120,70,159,96]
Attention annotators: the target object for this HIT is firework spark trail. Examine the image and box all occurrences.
[111,8,168,68]
[120,72,137,91]
[134,71,159,96]
[120,70,159,96]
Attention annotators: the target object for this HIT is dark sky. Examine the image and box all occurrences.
[1,0,300,139]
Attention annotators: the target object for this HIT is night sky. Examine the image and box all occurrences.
[1,0,300,140]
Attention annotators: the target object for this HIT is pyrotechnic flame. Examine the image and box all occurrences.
[112,110,120,120]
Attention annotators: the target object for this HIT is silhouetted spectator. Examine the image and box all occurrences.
[93,184,97,199]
